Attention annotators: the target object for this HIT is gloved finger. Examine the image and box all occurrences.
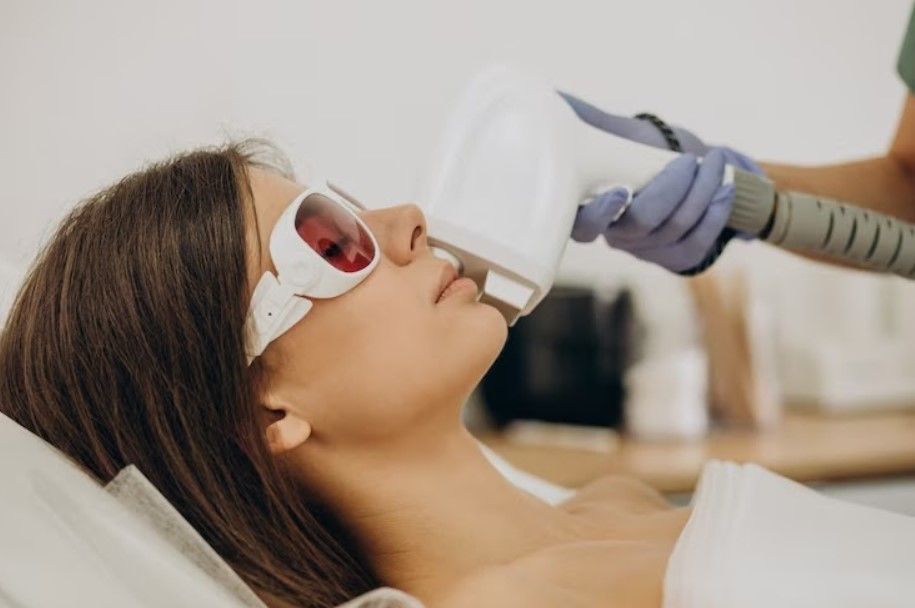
[558,91,709,155]
[571,187,631,242]
[720,146,765,176]
[632,182,735,272]
[605,154,698,244]
[558,92,655,144]
[641,148,727,247]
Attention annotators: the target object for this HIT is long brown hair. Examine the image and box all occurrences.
[0,141,376,606]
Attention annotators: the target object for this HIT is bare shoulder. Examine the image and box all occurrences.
[432,540,666,608]
[430,477,681,607]
[431,562,594,608]
[560,474,671,515]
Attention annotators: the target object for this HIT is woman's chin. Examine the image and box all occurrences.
[479,301,510,345]
[457,300,509,370]
[435,285,509,373]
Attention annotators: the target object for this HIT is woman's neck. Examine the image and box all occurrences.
[297,423,581,599]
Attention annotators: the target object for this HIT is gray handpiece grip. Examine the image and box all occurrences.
[727,169,915,278]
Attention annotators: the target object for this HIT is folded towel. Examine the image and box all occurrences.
[106,466,268,608]
[479,442,575,505]
[664,460,915,607]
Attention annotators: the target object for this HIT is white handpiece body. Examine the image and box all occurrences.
[419,64,713,324]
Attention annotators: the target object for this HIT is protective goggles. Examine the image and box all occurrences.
[245,178,379,364]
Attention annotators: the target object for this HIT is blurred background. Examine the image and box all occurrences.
[4,0,915,511]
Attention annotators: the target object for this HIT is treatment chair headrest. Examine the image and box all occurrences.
[0,412,253,606]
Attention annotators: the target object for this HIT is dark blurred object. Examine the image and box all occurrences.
[481,286,642,429]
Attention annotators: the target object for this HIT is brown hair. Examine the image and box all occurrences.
[0,141,376,607]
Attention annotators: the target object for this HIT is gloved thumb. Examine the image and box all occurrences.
[571,187,632,243]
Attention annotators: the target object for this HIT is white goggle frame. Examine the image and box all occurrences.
[245,178,378,365]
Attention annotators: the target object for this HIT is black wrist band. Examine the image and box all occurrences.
[676,227,737,276]
[633,111,731,276]
[634,112,683,153]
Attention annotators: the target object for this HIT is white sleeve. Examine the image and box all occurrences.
[664,460,915,608]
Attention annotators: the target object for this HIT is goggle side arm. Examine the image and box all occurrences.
[245,272,314,364]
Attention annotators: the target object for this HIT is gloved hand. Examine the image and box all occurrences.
[561,92,764,274]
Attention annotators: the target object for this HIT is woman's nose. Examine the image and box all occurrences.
[361,204,428,265]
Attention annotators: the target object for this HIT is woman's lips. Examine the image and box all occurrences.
[433,261,478,303]
[434,264,459,302]
[436,276,478,303]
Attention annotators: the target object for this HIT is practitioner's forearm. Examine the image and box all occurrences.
[762,94,915,223]
[747,95,915,271]
[761,156,915,224]
[757,156,915,271]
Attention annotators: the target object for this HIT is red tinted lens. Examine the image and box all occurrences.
[294,193,376,272]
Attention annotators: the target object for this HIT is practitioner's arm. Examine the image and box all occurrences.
[759,94,915,269]
[762,94,915,225]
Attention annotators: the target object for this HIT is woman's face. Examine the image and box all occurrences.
[245,167,507,449]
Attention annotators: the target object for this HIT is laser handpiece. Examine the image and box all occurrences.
[419,65,915,325]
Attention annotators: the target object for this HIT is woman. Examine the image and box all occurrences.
[0,140,688,607]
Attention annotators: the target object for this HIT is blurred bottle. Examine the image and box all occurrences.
[625,347,709,440]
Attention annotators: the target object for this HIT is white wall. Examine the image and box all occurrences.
[3,0,914,357]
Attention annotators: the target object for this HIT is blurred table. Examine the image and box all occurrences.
[480,410,915,493]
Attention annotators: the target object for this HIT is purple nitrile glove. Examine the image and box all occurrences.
[560,92,765,274]
[572,150,734,273]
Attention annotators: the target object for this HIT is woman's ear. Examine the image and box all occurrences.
[260,393,312,455]
[265,414,311,454]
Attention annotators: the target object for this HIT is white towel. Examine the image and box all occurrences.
[479,442,576,505]
[664,460,915,608]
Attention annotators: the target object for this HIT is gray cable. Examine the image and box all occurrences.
[727,170,915,279]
